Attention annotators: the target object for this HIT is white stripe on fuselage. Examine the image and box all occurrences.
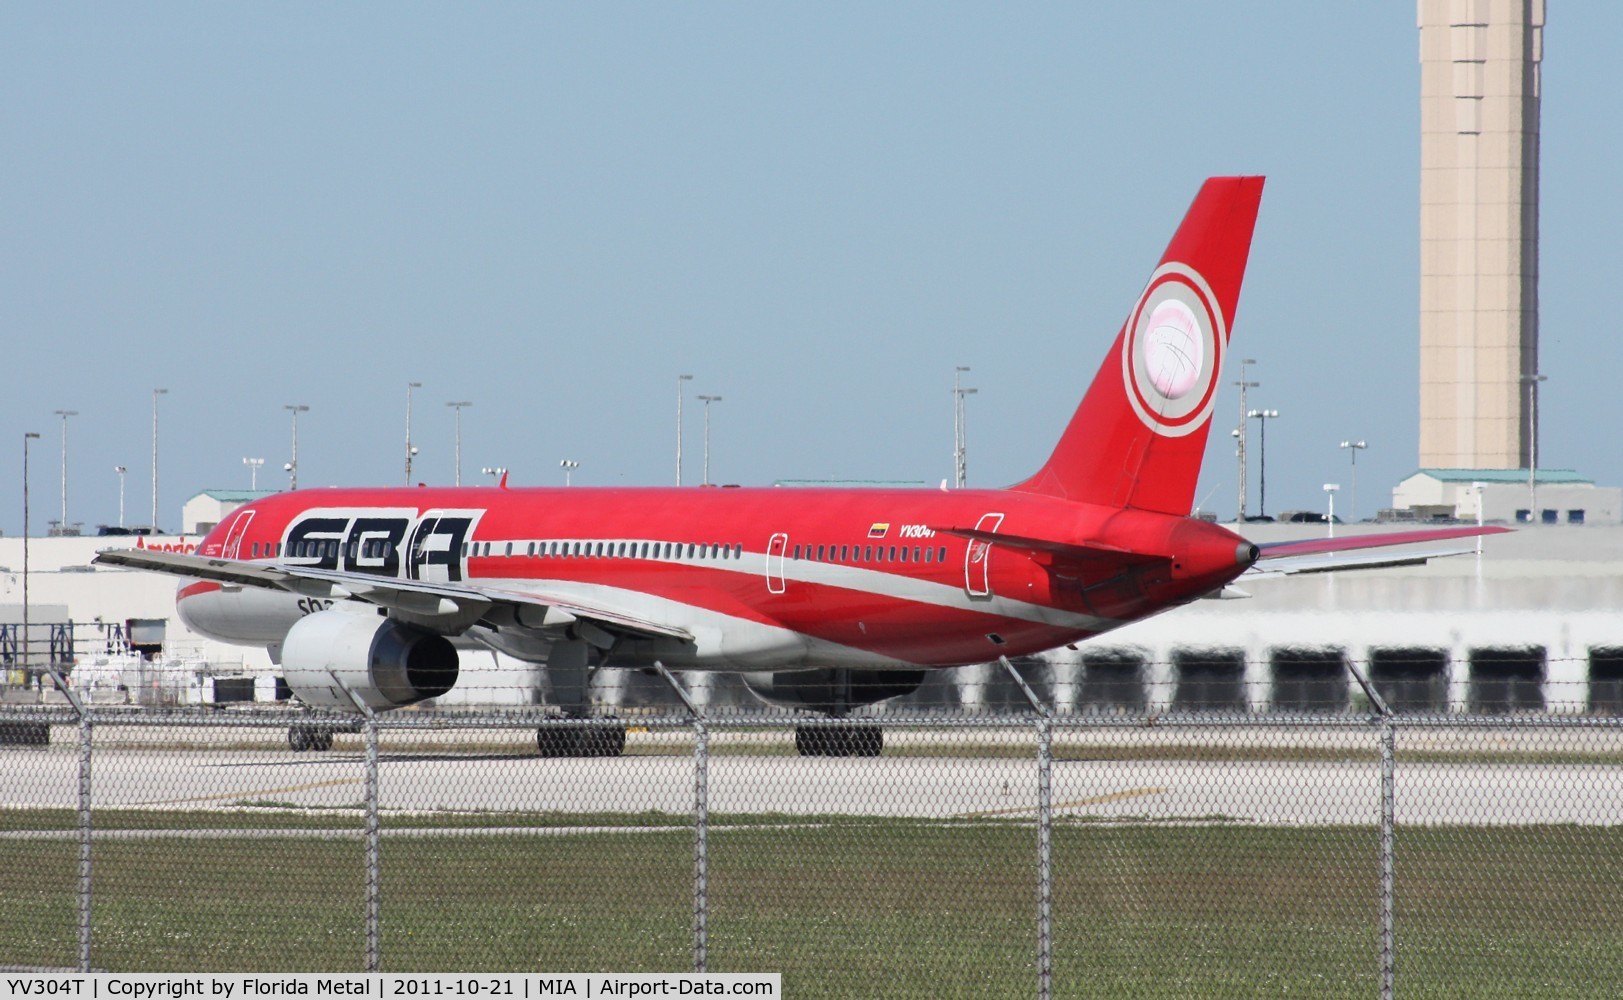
[477,537,1120,634]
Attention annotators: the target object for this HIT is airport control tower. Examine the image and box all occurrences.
[1417,0,1543,469]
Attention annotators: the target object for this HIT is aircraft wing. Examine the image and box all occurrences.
[92,547,692,643]
[1243,525,1510,578]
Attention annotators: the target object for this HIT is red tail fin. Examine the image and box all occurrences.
[1010,176,1264,514]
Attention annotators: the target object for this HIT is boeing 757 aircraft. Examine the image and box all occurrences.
[97,176,1505,756]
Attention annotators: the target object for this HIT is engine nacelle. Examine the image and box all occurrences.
[742,668,926,715]
[281,608,459,711]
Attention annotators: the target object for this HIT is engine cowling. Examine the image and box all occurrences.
[742,668,926,715]
[281,608,459,710]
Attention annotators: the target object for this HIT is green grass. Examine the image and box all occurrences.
[4,816,1623,997]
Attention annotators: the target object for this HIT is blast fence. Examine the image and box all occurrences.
[5,671,1623,998]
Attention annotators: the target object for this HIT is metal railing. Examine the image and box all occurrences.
[5,661,1623,997]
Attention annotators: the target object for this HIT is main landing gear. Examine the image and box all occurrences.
[793,723,883,757]
[535,639,627,758]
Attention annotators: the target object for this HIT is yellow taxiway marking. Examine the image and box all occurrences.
[959,786,1166,819]
[141,777,362,806]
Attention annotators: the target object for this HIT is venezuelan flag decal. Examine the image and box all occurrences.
[868,522,890,538]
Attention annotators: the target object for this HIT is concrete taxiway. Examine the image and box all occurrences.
[4,732,1621,826]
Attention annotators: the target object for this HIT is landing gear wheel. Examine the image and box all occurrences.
[0,721,50,746]
[537,726,580,758]
[289,724,337,752]
[537,722,627,758]
[794,723,882,758]
[579,723,627,758]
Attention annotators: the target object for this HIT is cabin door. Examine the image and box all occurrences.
[766,533,789,594]
[221,510,255,559]
[964,512,1004,598]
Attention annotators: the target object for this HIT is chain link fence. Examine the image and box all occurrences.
[5,656,1623,997]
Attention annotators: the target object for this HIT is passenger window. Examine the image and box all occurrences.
[505,542,513,557]
[816,545,826,561]
[839,545,848,561]
[793,545,802,559]
[686,543,696,559]
[938,546,948,562]
[899,546,909,562]
[888,546,897,561]
[863,546,872,562]
[734,544,742,558]
[923,546,933,563]
[912,547,920,562]
[876,547,886,562]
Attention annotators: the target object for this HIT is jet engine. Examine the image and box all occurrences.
[280,608,459,710]
[741,667,926,715]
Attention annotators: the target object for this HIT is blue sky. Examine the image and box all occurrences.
[3,3,1618,533]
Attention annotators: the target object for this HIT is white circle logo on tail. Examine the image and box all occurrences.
[1143,299,1203,399]
[1120,262,1226,437]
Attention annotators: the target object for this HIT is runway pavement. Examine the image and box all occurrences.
[5,733,1622,825]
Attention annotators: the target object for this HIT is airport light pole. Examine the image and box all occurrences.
[23,432,39,679]
[560,459,579,486]
[953,367,977,489]
[150,388,167,531]
[405,381,422,486]
[676,374,693,485]
[1339,440,1367,523]
[243,457,264,490]
[1473,481,1487,555]
[284,404,309,490]
[1234,359,1258,519]
[447,401,472,486]
[1323,483,1339,539]
[1523,373,1547,522]
[697,395,721,486]
[1247,408,1280,518]
[114,466,127,528]
[54,410,77,534]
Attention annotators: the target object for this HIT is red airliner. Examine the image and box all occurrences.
[97,176,1505,756]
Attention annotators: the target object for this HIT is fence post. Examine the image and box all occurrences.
[43,664,92,972]
[1378,716,1396,1000]
[654,662,707,973]
[1346,660,1395,1000]
[332,678,380,972]
[999,657,1052,1000]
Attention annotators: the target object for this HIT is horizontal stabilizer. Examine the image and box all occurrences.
[1246,525,1510,577]
[932,527,1171,569]
[1254,525,1510,560]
